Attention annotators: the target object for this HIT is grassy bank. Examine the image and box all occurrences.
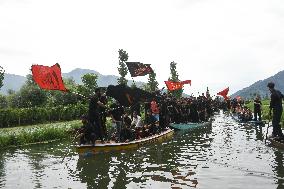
[0,120,81,148]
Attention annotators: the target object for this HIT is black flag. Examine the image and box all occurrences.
[125,62,153,77]
[106,85,158,107]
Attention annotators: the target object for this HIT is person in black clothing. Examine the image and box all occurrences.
[253,96,262,121]
[109,101,124,142]
[145,109,158,135]
[267,82,284,138]
[88,89,105,143]
[79,115,96,145]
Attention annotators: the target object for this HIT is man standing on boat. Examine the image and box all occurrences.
[253,95,262,121]
[267,82,284,139]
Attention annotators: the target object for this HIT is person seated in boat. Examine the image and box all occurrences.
[231,98,238,113]
[144,109,159,136]
[131,111,143,128]
[150,98,160,121]
[120,114,134,142]
[109,101,124,142]
[253,96,262,121]
[78,115,96,145]
[239,107,253,122]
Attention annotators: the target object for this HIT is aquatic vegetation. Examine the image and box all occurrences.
[0,120,81,148]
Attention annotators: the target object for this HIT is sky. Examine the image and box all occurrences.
[0,0,284,96]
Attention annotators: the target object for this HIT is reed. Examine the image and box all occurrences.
[0,120,81,148]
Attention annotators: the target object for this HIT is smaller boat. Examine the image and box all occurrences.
[77,128,174,156]
[170,121,212,130]
[230,113,266,126]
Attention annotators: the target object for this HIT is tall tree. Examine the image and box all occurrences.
[0,66,5,89]
[77,73,98,97]
[147,71,159,92]
[49,78,78,106]
[168,61,183,98]
[117,49,129,86]
[15,74,48,108]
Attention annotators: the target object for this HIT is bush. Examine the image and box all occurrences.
[0,103,87,128]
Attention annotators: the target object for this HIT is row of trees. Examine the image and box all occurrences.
[0,49,183,110]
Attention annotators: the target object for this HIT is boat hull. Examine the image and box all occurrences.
[170,121,212,130]
[77,129,174,156]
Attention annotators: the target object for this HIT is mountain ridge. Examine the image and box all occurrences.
[0,68,144,95]
[231,70,284,99]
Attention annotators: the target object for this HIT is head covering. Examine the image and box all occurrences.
[267,82,275,89]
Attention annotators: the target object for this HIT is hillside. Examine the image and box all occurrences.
[1,74,27,94]
[232,70,284,99]
[0,68,145,95]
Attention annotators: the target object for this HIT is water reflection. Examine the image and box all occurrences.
[273,151,284,188]
[1,112,284,188]
[74,124,212,189]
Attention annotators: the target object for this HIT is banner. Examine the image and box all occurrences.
[125,62,153,77]
[31,63,67,91]
[164,80,191,91]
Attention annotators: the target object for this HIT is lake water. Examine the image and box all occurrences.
[0,112,283,189]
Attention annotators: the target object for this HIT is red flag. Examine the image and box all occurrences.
[181,80,191,85]
[31,63,67,91]
[217,87,229,99]
[164,80,191,91]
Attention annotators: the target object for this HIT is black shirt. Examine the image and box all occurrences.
[270,89,284,109]
[254,99,262,110]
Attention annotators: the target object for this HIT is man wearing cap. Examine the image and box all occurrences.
[267,82,284,139]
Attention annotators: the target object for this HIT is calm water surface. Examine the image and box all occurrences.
[0,112,284,189]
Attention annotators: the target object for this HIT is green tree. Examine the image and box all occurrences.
[117,49,129,86]
[147,71,159,92]
[0,66,5,89]
[168,61,182,98]
[49,78,79,106]
[76,73,98,97]
[0,94,8,109]
[14,74,48,108]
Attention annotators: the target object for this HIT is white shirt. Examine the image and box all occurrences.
[131,115,143,128]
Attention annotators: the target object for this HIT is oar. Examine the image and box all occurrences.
[265,117,271,144]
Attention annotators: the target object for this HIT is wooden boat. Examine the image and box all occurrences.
[76,128,174,156]
[170,121,212,130]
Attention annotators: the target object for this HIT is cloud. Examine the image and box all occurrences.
[0,0,284,95]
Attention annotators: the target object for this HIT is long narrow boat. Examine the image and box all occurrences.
[170,121,212,130]
[77,128,174,156]
[230,113,266,126]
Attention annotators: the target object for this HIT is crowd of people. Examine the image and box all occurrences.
[76,81,284,144]
[76,89,223,145]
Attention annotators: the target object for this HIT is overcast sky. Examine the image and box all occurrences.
[1,0,284,95]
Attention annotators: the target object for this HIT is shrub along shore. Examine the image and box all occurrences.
[0,120,81,148]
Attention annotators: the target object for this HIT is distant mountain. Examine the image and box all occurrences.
[232,70,284,99]
[1,73,27,94]
[62,68,144,87]
[0,68,145,95]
